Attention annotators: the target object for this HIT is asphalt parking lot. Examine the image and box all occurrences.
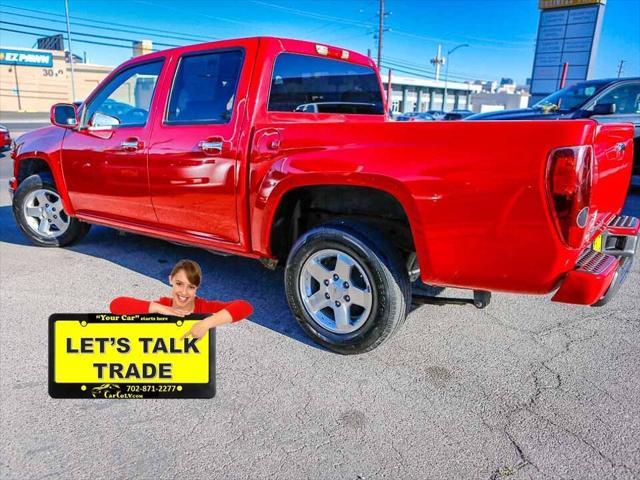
[0,134,639,479]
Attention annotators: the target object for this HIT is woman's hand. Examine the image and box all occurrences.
[181,319,210,340]
[181,310,234,340]
[149,301,186,317]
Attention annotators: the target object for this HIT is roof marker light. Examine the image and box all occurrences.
[315,44,329,56]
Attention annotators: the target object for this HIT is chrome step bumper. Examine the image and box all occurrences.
[552,214,638,306]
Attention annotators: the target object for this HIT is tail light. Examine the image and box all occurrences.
[547,145,593,248]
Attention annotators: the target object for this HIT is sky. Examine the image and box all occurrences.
[0,0,638,84]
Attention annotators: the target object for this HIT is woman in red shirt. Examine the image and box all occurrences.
[110,259,253,339]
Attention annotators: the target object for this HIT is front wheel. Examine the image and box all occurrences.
[12,173,90,247]
[284,220,411,354]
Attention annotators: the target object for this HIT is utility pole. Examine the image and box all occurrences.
[377,0,384,69]
[64,0,77,102]
[12,64,22,111]
[430,45,444,81]
[387,68,393,113]
[617,59,625,78]
[443,43,469,112]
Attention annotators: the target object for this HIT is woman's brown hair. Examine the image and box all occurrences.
[170,259,202,287]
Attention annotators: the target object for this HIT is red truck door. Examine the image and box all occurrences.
[60,59,164,223]
[147,45,251,244]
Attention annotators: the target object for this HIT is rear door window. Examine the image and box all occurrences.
[268,53,384,114]
[166,50,243,124]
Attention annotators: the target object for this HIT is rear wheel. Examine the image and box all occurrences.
[13,173,90,247]
[285,220,411,354]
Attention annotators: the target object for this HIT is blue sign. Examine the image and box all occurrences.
[529,3,606,105]
[0,49,53,68]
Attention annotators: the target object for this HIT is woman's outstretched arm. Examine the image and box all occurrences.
[110,297,185,316]
[198,299,254,322]
[182,299,253,339]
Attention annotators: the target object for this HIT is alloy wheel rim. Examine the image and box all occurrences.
[299,248,373,334]
[23,189,69,238]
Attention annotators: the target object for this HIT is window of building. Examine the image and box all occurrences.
[166,50,243,124]
[268,53,384,114]
[85,60,163,128]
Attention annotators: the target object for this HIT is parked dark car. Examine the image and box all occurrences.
[467,78,640,175]
[295,102,380,114]
[444,109,473,120]
[396,112,435,122]
[395,112,420,121]
[425,110,446,119]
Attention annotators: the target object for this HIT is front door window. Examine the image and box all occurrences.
[84,61,163,128]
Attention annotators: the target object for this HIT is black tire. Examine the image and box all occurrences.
[285,220,411,354]
[12,173,90,247]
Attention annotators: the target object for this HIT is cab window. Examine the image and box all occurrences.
[268,53,384,114]
[84,60,163,128]
[166,50,244,124]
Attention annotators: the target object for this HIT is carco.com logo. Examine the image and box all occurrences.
[90,384,143,399]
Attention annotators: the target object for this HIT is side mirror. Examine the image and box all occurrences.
[592,103,616,116]
[50,103,78,128]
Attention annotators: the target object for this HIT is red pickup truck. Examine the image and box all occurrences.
[9,37,639,353]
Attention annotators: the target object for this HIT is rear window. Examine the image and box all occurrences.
[268,53,384,115]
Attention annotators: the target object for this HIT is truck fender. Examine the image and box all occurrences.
[252,167,429,270]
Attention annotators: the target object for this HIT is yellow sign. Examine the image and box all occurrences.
[539,0,605,9]
[49,314,215,398]
[593,234,603,252]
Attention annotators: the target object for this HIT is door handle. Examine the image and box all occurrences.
[198,138,223,155]
[120,138,142,151]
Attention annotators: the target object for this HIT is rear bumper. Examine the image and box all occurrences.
[552,215,639,306]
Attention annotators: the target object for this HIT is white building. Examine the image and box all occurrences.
[382,74,482,113]
[469,91,530,114]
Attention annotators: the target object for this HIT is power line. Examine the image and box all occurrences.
[0,26,158,52]
[64,0,76,102]
[383,57,485,82]
[251,0,533,52]
[249,0,373,29]
[0,4,215,42]
[385,51,490,80]
[389,30,530,52]
[0,9,212,44]
[380,63,436,81]
[130,0,256,28]
[0,20,182,48]
[0,5,488,82]
[377,0,384,69]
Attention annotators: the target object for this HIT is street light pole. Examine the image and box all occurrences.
[64,0,77,103]
[443,43,469,112]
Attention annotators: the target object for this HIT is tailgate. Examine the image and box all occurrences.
[587,122,635,243]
